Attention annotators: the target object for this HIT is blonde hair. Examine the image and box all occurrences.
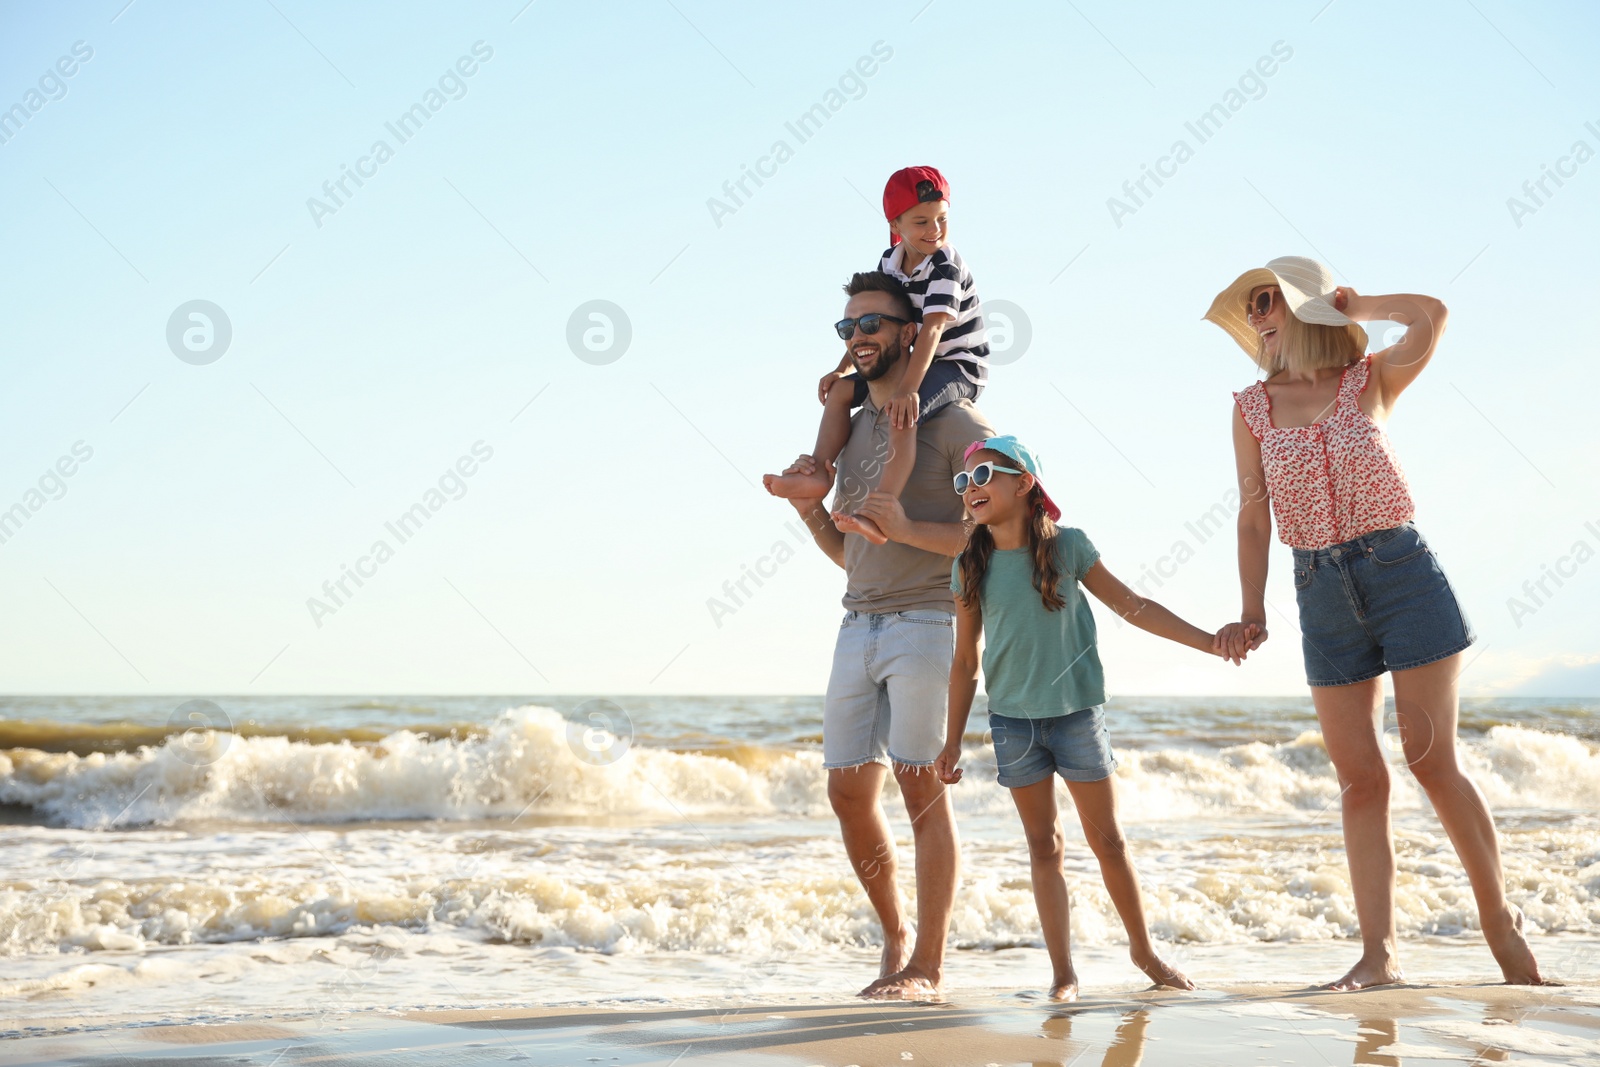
[1254,311,1366,375]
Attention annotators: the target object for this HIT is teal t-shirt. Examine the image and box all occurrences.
[950,527,1106,718]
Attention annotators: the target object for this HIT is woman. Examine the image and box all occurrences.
[1207,256,1545,990]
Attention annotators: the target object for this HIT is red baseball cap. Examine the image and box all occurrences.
[882,166,950,246]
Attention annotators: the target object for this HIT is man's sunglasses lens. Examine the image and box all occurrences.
[835,314,890,340]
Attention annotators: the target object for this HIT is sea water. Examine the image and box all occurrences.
[1,695,1596,1035]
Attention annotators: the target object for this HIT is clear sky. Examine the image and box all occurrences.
[2,0,1596,698]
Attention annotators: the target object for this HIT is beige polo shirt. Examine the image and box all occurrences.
[832,396,995,613]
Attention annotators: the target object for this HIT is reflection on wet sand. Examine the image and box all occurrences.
[1041,1008,1150,1067]
[1024,986,1599,1067]
[5,982,1597,1067]
[1353,1016,1399,1066]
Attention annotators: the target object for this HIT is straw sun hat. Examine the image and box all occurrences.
[1204,255,1367,360]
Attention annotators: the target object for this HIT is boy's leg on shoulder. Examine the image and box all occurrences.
[875,421,918,502]
[763,377,860,501]
[916,359,981,424]
[877,360,979,501]
[828,374,893,542]
[813,375,861,466]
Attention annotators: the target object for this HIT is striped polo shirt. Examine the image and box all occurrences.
[879,243,989,385]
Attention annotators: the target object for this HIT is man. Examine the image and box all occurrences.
[776,270,995,997]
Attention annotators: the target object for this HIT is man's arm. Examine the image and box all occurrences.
[849,400,990,555]
[779,454,845,568]
[851,490,970,556]
[795,499,846,568]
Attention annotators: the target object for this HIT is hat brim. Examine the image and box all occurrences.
[1204,267,1365,362]
[961,439,1062,523]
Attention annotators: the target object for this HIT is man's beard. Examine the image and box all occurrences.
[853,336,902,382]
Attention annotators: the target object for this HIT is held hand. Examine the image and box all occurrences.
[1211,624,1235,664]
[783,453,827,479]
[1243,618,1268,650]
[935,743,963,784]
[853,491,909,542]
[780,454,834,514]
[1332,286,1357,314]
[818,370,848,405]
[1213,618,1269,665]
[885,390,921,431]
[1212,623,1254,665]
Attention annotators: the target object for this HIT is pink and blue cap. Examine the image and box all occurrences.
[962,434,1062,522]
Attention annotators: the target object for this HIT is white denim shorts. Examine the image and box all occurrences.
[822,609,954,769]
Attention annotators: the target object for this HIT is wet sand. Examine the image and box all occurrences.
[3,982,1597,1066]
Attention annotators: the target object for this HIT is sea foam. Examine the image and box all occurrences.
[2,708,1596,828]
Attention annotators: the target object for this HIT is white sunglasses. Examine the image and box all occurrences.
[953,461,1024,495]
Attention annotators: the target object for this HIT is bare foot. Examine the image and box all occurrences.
[879,924,912,979]
[832,510,888,545]
[860,964,942,999]
[1483,904,1554,985]
[1132,950,1196,990]
[764,469,833,499]
[1048,977,1079,1002]
[1325,952,1405,991]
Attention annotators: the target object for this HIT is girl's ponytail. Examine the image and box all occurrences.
[1027,491,1065,612]
[956,521,994,608]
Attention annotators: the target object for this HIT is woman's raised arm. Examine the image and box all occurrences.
[1336,287,1449,408]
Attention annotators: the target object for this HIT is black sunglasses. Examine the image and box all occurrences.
[835,313,909,341]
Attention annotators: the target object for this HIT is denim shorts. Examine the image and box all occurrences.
[1293,523,1475,687]
[989,707,1116,788]
[848,358,981,419]
[823,609,954,769]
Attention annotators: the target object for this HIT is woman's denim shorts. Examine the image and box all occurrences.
[988,707,1116,788]
[1293,523,1474,687]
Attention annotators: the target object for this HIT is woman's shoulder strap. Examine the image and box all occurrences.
[1338,354,1372,405]
[1233,380,1270,440]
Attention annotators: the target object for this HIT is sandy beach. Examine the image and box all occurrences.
[3,983,1598,1066]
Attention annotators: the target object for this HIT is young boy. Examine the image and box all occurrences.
[763,166,989,543]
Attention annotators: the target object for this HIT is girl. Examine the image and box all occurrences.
[935,434,1222,1001]
[1207,256,1546,990]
